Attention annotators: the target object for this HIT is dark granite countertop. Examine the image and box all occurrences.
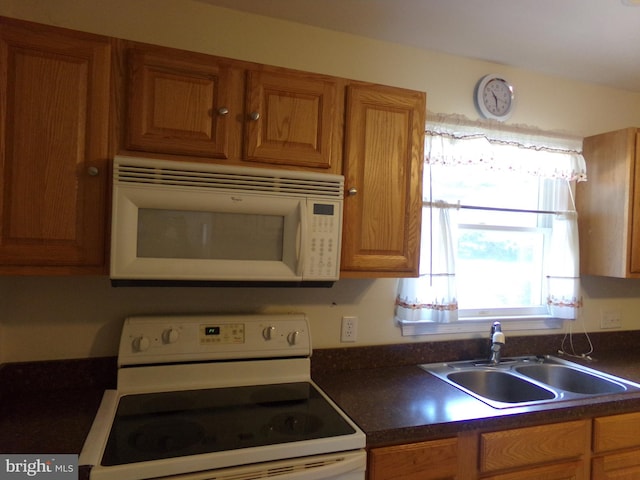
[0,356,116,480]
[313,352,640,447]
[2,331,640,458]
[312,332,640,448]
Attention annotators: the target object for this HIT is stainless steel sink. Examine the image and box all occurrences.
[420,355,640,409]
[515,363,627,395]
[448,369,556,404]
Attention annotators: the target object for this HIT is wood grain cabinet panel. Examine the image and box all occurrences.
[479,420,589,474]
[341,82,425,277]
[120,42,344,173]
[124,43,235,159]
[482,460,585,480]
[244,69,341,170]
[368,437,458,480]
[577,127,640,277]
[0,17,110,273]
[593,412,640,453]
[592,448,640,480]
[592,413,640,480]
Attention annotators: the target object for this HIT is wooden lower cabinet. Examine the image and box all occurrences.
[368,437,459,480]
[479,420,590,476]
[592,412,640,480]
[368,420,592,480]
[481,461,585,480]
[592,449,640,480]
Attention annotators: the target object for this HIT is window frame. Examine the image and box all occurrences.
[399,168,570,335]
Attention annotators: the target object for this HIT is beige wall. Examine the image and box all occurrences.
[2,0,640,363]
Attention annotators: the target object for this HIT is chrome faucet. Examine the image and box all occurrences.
[489,321,505,365]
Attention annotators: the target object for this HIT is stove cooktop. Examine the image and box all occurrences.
[101,382,356,466]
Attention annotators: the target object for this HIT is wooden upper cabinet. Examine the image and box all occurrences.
[123,42,239,160]
[0,17,111,273]
[120,42,343,173]
[577,127,640,277]
[341,83,425,277]
[244,69,341,171]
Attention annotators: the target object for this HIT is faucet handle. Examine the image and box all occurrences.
[492,330,505,345]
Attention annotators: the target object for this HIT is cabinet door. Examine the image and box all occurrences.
[592,449,640,480]
[482,460,585,480]
[125,43,236,159]
[341,83,425,277]
[577,128,639,277]
[593,412,640,453]
[245,69,341,171]
[369,437,458,480]
[0,17,110,272]
[479,420,589,474]
[630,130,640,273]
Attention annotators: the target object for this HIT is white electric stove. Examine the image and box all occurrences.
[79,314,365,480]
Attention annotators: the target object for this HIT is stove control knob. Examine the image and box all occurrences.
[162,328,179,344]
[133,335,150,352]
[262,326,276,341]
[287,330,299,346]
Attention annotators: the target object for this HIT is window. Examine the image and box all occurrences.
[396,116,586,335]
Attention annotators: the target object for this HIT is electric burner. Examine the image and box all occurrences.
[129,419,205,454]
[267,412,323,435]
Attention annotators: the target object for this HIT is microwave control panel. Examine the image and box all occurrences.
[306,200,342,280]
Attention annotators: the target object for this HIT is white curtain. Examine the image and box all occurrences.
[396,202,458,323]
[395,113,586,326]
[546,211,582,319]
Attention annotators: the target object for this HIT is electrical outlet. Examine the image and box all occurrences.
[341,316,358,342]
[601,311,622,329]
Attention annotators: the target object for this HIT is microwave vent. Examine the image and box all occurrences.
[114,157,344,198]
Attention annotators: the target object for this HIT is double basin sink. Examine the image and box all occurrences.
[420,355,640,409]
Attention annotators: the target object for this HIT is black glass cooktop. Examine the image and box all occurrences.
[101,382,356,466]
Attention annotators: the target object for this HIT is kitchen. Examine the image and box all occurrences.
[2,0,640,479]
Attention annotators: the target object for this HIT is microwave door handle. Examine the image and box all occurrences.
[296,202,306,276]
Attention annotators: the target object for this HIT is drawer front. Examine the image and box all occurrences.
[480,420,589,473]
[592,448,640,480]
[482,460,585,480]
[369,437,458,480]
[593,412,640,453]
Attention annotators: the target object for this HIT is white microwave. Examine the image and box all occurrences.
[110,156,344,286]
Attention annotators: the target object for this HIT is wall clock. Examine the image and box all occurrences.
[475,74,515,121]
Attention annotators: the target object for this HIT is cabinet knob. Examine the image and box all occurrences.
[87,166,99,177]
[217,107,229,116]
[347,187,358,196]
[249,111,260,121]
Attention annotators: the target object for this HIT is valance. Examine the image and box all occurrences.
[425,113,587,182]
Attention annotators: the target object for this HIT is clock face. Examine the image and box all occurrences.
[476,75,514,120]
